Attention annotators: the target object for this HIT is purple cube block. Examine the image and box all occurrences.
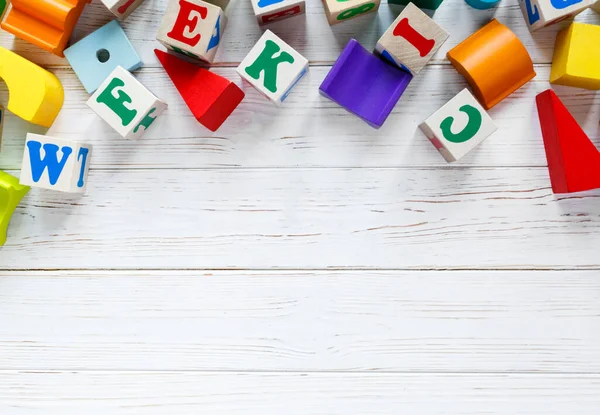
[319,39,413,129]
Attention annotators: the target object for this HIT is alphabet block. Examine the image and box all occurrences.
[447,19,536,110]
[155,49,244,131]
[419,89,497,162]
[0,47,64,128]
[64,20,142,94]
[322,0,380,25]
[156,0,225,63]
[536,89,600,194]
[550,23,600,90]
[387,0,443,9]
[87,66,168,139]
[101,0,147,21]
[0,170,30,246]
[319,39,412,128]
[19,133,92,193]
[236,30,308,104]
[464,0,500,9]
[0,0,91,57]
[0,0,8,19]
[250,0,305,25]
[375,2,448,75]
[518,0,593,32]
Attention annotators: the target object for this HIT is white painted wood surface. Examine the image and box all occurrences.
[1,0,600,413]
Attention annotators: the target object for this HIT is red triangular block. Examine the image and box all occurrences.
[155,49,245,132]
[536,89,600,194]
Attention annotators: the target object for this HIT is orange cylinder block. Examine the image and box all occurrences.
[1,0,91,57]
[446,19,536,110]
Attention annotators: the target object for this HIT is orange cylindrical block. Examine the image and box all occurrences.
[447,19,536,110]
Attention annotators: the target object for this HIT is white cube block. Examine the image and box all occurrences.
[375,2,449,75]
[87,66,167,139]
[236,30,308,104]
[20,133,93,193]
[250,0,305,25]
[101,0,147,20]
[322,0,380,25]
[156,0,225,63]
[518,0,594,32]
[419,89,498,162]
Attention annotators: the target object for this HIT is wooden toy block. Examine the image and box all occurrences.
[593,0,600,12]
[236,30,308,104]
[64,21,142,94]
[322,0,380,25]
[464,0,500,9]
[0,47,64,128]
[0,0,8,20]
[0,0,91,57]
[447,19,536,110]
[87,66,168,139]
[387,0,443,9]
[319,39,412,128]
[419,88,497,162]
[156,0,225,63]
[518,0,593,32]
[205,0,230,11]
[536,89,600,194]
[550,23,600,90]
[101,0,147,21]
[155,49,244,132]
[19,133,92,193]
[0,170,29,246]
[375,3,449,75]
[250,0,305,25]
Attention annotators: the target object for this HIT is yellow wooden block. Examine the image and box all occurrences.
[550,23,600,90]
[0,47,64,127]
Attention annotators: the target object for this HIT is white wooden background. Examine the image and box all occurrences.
[1,0,600,413]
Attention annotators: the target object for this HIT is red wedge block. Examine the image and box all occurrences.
[155,49,244,132]
[536,89,600,194]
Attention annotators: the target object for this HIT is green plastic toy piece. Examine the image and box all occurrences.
[388,0,444,10]
[0,170,30,246]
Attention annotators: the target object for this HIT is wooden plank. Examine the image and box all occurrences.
[1,370,599,414]
[1,270,600,372]
[2,167,600,269]
[2,1,599,66]
[1,65,598,169]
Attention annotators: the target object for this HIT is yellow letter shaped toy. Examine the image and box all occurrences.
[0,170,30,246]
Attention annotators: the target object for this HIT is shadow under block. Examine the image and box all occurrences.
[236,30,308,104]
[518,0,593,32]
[250,0,305,25]
[419,88,498,162]
[101,0,147,20]
[87,66,167,139]
[447,19,535,110]
[322,0,380,25]
[0,170,29,246]
[155,49,244,132]
[19,133,92,193]
[156,0,225,63]
[0,47,64,128]
[387,0,444,9]
[536,89,600,194]
[464,0,500,9]
[319,39,412,129]
[0,0,90,57]
[64,20,142,94]
[375,2,448,75]
[550,23,600,90]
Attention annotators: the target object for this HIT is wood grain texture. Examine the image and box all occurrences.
[2,0,599,67]
[0,65,598,169]
[1,270,599,372]
[2,168,600,269]
[1,371,600,414]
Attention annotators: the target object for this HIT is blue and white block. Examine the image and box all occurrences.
[64,20,142,94]
[20,133,93,193]
[519,0,594,31]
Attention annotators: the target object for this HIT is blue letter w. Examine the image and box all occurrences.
[27,141,73,185]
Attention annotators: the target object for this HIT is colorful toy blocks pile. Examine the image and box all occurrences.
[0,0,599,246]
